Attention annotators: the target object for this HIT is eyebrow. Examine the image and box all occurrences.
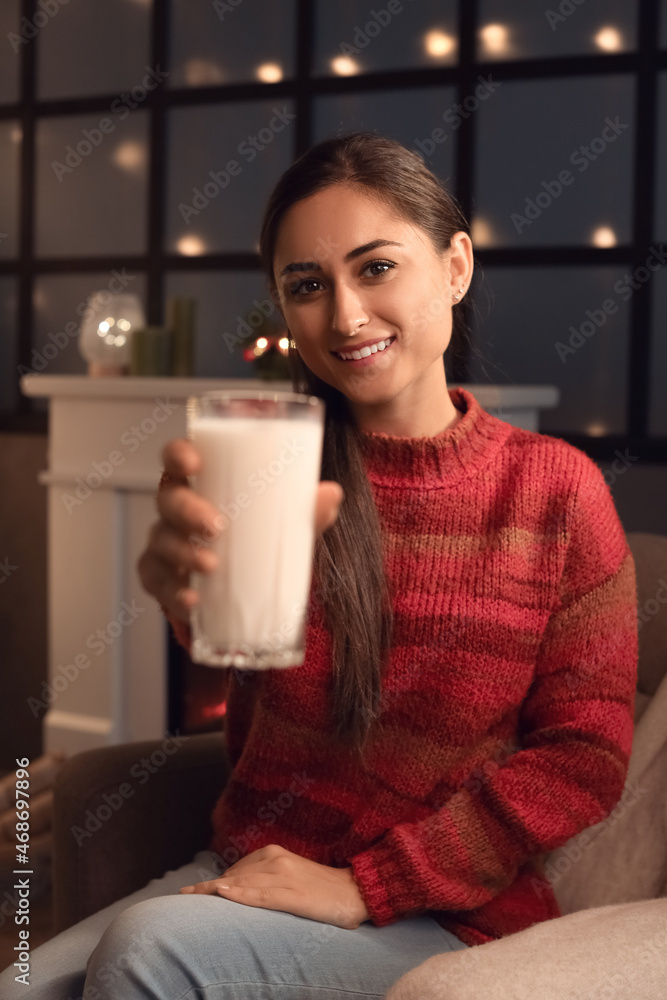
[279,239,405,278]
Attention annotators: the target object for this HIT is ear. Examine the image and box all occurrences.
[447,232,474,299]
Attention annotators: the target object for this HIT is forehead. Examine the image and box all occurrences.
[273,183,417,258]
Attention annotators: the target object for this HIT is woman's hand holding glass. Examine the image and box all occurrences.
[137,438,343,625]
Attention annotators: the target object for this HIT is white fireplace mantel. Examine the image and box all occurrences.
[21,376,560,756]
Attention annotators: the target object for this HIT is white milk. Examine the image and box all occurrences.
[190,415,323,667]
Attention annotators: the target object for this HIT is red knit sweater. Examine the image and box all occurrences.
[161,386,638,947]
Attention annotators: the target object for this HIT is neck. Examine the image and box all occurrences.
[348,374,462,439]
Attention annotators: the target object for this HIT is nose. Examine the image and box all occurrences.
[331,280,369,337]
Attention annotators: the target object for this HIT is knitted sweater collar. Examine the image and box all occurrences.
[358,386,511,487]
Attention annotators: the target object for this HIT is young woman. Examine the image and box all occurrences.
[1,132,638,999]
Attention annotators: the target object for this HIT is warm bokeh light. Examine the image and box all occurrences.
[424,29,455,58]
[470,216,495,247]
[10,125,22,144]
[585,423,608,437]
[278,336,290,353]
[256,337,268,349]
[113,140,145,172]
[330,55,360,77]
[176,235,207,256]
[479,23,510,55]
[592,226,617,248]
[256,62,283,83]
[183,58,225,86]
[594,26,624,52]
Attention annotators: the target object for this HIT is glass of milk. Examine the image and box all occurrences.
[186,390,325,669]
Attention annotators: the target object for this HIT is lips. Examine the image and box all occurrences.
[331,336,396,363]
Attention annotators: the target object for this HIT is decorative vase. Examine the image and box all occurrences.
[78,292,146,376]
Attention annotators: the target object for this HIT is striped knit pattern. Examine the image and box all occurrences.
[161,386,638,947]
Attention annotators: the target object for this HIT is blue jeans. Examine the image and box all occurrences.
[0,850,467,999]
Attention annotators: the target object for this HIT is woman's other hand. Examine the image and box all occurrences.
[178,844,371,930]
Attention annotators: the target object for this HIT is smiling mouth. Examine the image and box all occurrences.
[332,337,396,362]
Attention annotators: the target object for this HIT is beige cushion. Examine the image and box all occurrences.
[385,898,667,1000]
[547,666,667,914]
[628,533,667,696]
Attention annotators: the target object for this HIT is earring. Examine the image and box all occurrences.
[453,286,466,302]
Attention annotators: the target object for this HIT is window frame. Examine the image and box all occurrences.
[0,0,665,463]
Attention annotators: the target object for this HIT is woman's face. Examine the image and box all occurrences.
[271,183,472,431]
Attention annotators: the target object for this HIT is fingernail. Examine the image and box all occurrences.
[217,884,230,891]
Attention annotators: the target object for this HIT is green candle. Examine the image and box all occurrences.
[166,296,196,376]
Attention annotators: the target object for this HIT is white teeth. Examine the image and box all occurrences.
[336,338,394,361]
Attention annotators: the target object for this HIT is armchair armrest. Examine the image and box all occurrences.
[53,732,230,932]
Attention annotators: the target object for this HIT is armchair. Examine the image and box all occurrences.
[52,533,667,998]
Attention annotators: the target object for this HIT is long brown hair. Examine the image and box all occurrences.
[258,131,470,754]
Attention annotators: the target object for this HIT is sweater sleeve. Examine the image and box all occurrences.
[349,454,638,926]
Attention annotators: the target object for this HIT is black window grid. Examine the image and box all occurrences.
[0,0,666,463]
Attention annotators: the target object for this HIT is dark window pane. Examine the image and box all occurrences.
[469,266,631,435]
[662,0,667,48]
[0,121,21,260]
[649,268,667,436]
[165,271,281,379]
[314,0,458,76]
[474,75,634,248]
[166,101,296,255]
[170,0,295,87]
[478,0,636,61]
[656,74,667,240]
[0,0,20,104]
[37,0,151,100]
[35,112,148,257]
[313,88,457,188]
[31,272,147,377]
[0,277,18,410]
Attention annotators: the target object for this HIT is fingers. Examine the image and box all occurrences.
[156,482,222,543]
[136,548,197,624]
[179,878,229,895]
[315,481,344,536]
[161,438,201,482]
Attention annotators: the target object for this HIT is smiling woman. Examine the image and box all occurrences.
[270,184,471,436]
[1,131,638,1000]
